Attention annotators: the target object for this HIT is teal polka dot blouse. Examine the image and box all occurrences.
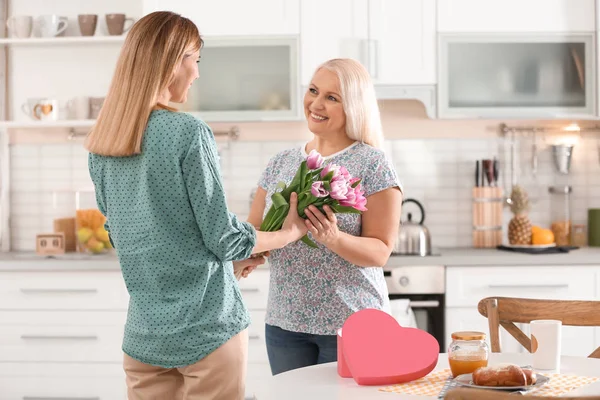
[88,109,255,367]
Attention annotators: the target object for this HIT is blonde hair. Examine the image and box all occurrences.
[316,58,384,148]
[84,11,203,156]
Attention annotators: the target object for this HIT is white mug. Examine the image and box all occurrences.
[7,15,33,38]
[36,15,68,37]
[530,319,562,370]
[21,97,43,120]
[56,16,69,37]
[33,99,59,121]
[67,96,90,120]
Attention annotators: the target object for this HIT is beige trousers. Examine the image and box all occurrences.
[123,330,248,400]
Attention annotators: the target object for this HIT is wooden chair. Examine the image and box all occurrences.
[477,297,600,359]
[445,387,600,400]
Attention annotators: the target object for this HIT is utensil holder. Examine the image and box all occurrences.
[552,144,574,175]
[472,187,503,248]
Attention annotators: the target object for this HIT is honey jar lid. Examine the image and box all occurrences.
[451,331,486,340]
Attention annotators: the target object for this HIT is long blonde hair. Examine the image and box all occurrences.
[317,58,384,148]
[84,11,203,156]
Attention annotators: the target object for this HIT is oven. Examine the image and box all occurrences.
[383,264,446,353]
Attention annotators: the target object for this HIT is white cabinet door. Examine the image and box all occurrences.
[446,266,597,307]
[446,308,524,354]
[438,0,595,33]
[0,363,126,400]
[368,0,436,85]
[300,0,369,85]
[143,0,300,36]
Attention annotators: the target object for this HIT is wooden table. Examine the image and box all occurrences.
[252,353,600,399]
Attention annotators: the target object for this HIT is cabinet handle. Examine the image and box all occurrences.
[368,39,379,79]
[408,300,440,308]
[249,334,260,340]
[240,288,259,293]
[21,335,98,341]
[20,288,98,294]
[23,397,100,400]
[488,284,569,289]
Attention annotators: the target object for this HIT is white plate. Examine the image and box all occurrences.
[504,243,556,249]
[454,373,549,391]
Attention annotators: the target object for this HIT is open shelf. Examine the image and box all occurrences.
[0,36,125,45]
[0,119,96,128]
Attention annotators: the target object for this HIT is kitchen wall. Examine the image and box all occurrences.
[9,100,600,251]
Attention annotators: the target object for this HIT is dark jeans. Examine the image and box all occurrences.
[265,323,338,375]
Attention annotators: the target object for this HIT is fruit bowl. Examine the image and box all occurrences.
[76,209,113,254]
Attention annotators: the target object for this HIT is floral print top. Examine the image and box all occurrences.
[258,142,402,335]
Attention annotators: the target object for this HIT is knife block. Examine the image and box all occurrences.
[472,187,503,248]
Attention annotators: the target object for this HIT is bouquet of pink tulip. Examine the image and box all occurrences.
[260,149,368,248]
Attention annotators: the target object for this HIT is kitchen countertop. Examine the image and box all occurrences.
[0,251,120,271]
[386,247,600,267]
[0,247,599,271]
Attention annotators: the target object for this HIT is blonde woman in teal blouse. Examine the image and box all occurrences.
[84,12,306,400]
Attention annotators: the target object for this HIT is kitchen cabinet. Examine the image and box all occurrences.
[143,0,300,36]
[445,265,599,358]
[300,0,369,85]
[185,36,300,122]
[0,363,127,400]
[438,33,596,119]
[437,0,595,33]
[300,0,436,86]
[238,268,271,399]
[446,266,597,307]
[0,269,128,400]
[0,266,271,400]
[368,0,436,85]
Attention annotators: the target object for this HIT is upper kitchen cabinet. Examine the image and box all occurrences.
[182,37,300,122]
[300,0,369,85]
[300,0,437,117]
[143,0,300,36]
[438,0,595,33]
[301,0,435,85]
[438,34,596,118]
[367,0,436,86]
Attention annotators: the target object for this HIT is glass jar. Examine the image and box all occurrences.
[548,186,572,246]
[448,331,489,378]
[571,224,587,247]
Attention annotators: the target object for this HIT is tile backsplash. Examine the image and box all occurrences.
[9,134,600,251]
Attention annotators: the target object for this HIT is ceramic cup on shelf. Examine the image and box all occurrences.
[105,13,134,36]
[36,15,68,37]
[56,16,69,37]
[89,97,105,119]
[78,14,98,36]
[21,97,44,120]
[67,96,90,120]
[530,319,562,371]
[33,99,59,121]
[6,15,33,38]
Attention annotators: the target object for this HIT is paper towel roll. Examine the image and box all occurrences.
[390,299,418,329]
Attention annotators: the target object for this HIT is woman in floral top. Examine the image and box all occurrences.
[248,58,403,375]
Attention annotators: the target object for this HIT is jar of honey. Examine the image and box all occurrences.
[448,331,489,378]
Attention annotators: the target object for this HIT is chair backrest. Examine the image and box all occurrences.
[445,387,600,400]
[477,297,600,359]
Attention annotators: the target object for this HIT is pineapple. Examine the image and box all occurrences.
[508,185,532,245]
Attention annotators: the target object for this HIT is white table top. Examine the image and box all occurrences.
[253,353,600,400]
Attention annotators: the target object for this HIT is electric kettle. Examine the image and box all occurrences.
[393,198,432,256]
